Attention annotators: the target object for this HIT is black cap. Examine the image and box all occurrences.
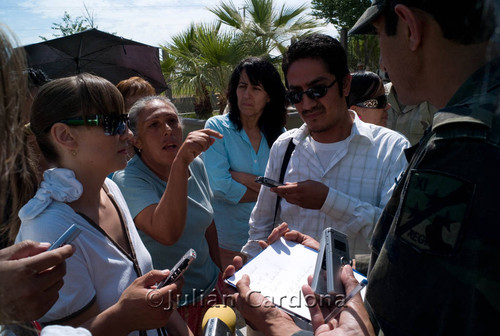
[349,0,386,35]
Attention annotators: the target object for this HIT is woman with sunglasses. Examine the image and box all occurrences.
[347,71,391,127]
[112,96,223,335]
[16,73,192,336]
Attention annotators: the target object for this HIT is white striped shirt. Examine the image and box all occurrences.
[241,112,410,258]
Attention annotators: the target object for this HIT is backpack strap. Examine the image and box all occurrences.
[273,139,296,226]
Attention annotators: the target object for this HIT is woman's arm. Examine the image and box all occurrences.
[205,220,222,271]
[230,170,262,196]
[135,129,222,245]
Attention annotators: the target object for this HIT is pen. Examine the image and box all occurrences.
[324,279,368,323]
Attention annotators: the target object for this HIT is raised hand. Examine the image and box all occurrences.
[176,129,223,165]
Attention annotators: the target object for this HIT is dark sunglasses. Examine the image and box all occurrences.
[56,114,129,136]
[286,79,337,105]
[354,95,388,109]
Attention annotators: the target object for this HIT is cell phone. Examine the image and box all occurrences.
[157,248,196,288]
[47,224,81,251]
[311,227,351,298]
[255,176,284,188]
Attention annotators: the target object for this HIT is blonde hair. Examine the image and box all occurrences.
[0,24,39,246]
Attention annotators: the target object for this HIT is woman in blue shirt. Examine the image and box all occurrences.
[112,96,223,335]
[202,57,288,268]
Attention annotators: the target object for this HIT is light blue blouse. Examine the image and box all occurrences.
[112,156,219,306]
[202,114,273,251]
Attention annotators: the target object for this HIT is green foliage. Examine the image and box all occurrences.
[39,9,96,41]
[210,0,320,60]
[347,35,380,72]
[311,0,371,29]
[162,22,247,118]
[310,0,380,72]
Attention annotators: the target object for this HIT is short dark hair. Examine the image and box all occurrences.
[227,57,287,147]
[282,34,349,97]
[347,71,384,107]
[26,68,51,89]
[383,0,496,44]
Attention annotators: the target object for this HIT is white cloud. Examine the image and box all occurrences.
[4,0,337,47]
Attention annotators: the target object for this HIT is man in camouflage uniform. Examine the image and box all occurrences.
[349,0,500,334]
[384,82,437,145]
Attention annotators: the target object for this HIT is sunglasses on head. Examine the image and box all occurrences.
[56,114,129,136]
[286,79,337,105]
[354,95,388,109]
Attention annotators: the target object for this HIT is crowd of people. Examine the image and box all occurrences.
[1,0,498,335]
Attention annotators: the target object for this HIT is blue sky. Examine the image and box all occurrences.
[0,0,338,48]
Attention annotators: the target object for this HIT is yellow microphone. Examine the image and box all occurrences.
[202,305,236,336]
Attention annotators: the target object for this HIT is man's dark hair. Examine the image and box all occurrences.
[282,34,350,97]
[26,68,51,89]
[383,0,496,44]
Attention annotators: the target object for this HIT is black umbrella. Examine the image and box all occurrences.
[23,28,168,94]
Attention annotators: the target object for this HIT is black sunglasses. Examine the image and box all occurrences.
[56,114,129,136]
[286,79,337,105]
[354,95,388,109]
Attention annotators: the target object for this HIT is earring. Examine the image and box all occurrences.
[71,150,77,157]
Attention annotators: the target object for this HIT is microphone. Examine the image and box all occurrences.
[202,305,237,336]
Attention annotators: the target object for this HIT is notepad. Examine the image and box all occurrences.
[226,237,367,322]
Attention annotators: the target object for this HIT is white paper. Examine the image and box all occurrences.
[226,237,368,321]
[226,237,317,320]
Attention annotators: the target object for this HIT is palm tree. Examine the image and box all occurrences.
[162,22,248,117]
[209,0,320,60]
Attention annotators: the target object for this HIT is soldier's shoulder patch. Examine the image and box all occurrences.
[395,169,475,256]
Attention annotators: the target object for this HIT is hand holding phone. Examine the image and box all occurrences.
[311,227,351,298]
[255,176,284,188]
[157,248,196,288]
[48,224,81,251]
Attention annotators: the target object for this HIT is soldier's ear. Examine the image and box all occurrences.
[394,4,423,52]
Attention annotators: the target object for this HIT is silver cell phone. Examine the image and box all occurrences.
[47,224,81,251]
[255,176,284,188]
[311,227,351,298]
[157,248,196,288]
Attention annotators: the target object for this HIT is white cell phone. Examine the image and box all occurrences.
[157,248,196,288]
[255,176,284,188]
[311,227,351,297]
[48,224,81,251]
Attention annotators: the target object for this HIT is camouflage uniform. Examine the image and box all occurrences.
[367,58,500,335]
[385,82,438,146]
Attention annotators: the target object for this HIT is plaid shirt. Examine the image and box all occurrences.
[241,113,410,258]
[385,82,438,146]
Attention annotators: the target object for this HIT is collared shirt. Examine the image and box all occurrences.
[241,112,410,258]
[202,114,274,251]
[385,82,438,145]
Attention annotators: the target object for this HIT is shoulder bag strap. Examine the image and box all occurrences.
[273,139,296,226]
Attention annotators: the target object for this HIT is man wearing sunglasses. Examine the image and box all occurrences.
[241,34,410,264]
